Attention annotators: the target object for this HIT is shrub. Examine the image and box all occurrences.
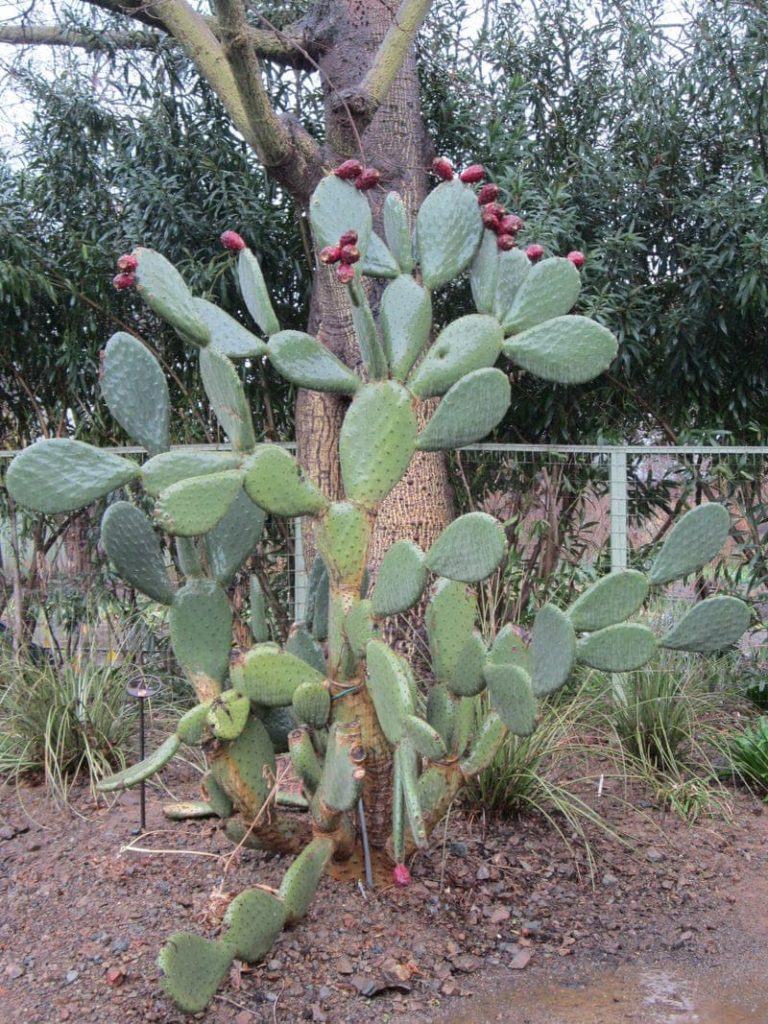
[729,717,768,794]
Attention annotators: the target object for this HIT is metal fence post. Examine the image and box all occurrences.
[293,517,308,623]
[609,448,629,572]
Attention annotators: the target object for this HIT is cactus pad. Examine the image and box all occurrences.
[460,712,508,776]
[177,702,211,745]
[578,623,657,671]
[279,837,334,924]
[648,503,730,585]
[232,645,325,705]
[361,231,400,277]
[502,256,581,335]
[348,281,388,378]
[425,579,477,681]
[426,683,456,743]
[567,569,649,632]
[397,740,428,847]
[222,888,285,961]
[315,502,371,584]
[134,247,210,346]
[310,175,372,255]
[493,247,532,322]
[416,367,510,451]
[530,603,576,696]
[155,469,242,536]
[366,640,414,744]
[140,449,240,497]
[211,716,276,816]
[101,332,170,455]
[446,631,487,696]
[192,297,267,358]
[158,934,233,1014]
[483,664,537,735]
[268,330,360,394]
[244,445,328,516]
[416,179,483,289]
[403,713,448,759]
[101,501,175,605]
[204,488,266,585]
[292,680,331,728]
[504,315,618,384]
[286,625,326,674]
[469,229,500,315]
[6,439,140,515]
[250,576,269,643]
[169,579,232,696]
[488,623,530,672]
[380,275,432,380]
[370,540,427,616]
[407,314,503,398]
[344,599,375,658]
[425,512,506,582]
[237,248,280,336]
[97,733,180,791]
[162,800,217,820]
[207,692,251,740]
[383,191,413,272]
[660,596,750,653]
[199,347,256,452]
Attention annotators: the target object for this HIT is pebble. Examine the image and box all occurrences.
[111,938,130,953]
[646,848,666,864]
[65,969,79,984]
[602,872,619,888]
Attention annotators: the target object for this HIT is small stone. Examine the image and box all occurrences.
[111,938,130,953]
[488,905,510,925]
[450,841,468,857]
[602,872,618,888]
[646,848,666,864]
[336,956,354,975]
[317,985,332,1001]
[4,963,24,979]
[476,865,490,881]
[65,969,79,984]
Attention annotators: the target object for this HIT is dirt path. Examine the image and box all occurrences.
[1,772,766,1023]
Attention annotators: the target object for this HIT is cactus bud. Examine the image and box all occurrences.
[567,250,586,269]
[393,863,412,887]
[355,167,381,191]
[482,208,502,232]
[336,264,355,284]
[116,253,138,272]
[525,243,545,263]
[334,159,364,180]
[497,234,517,251]
[339,230,358,247]
[459,163,485,183]
[431,157,454,181]
[500,214,524,235]
[220,230,246,251]
[319,245,342,265]
[339,244,360,265]
[112,272,136,291]
[477,183,500,205]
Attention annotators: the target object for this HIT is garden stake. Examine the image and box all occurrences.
[126,679,156,834]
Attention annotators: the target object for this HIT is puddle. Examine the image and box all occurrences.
[445,964,768,1023]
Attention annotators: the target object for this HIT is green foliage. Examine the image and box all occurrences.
[729,718,768,795]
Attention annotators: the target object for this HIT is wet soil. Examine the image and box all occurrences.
[1,766,767,1024]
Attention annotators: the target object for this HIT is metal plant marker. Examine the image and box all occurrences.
[126,678,157,834]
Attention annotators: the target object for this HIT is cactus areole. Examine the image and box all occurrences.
[6,169,750,1013]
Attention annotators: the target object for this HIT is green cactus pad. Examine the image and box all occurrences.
[199,347,256,452]
[317,724,365,812]
[158,933,233,1014]
[416,368,510,451]
[370,540,427,616]
[177,702,211,745]
[101,332,170,455]
[488,623,531,672]
[309,559,329,641]
[310,174,373,255]
[493,248,532,322]
[567,569,649,632]
[211,716,276,816]
[578,623,657,671]
[469,230,499,315]
[426,579,478,681]
[134,247,210,346]
[502,256,581,335]
[416,764,452,817]
[648,503,730,585]
[97,733,180,791]
[232,645,325,705]
[207,692,251,740]
[344,599,375,658]
[483,664,537,735]
[403,714,447,759]
[222,888,286,962]
[660,596,750,653]
[101,501,175,605]
[447,631,487,696]
[289,726,322,791]
[243,445,329,516]
[460,712,508,776]
[155,469,242,536]
[348,280,388,379]
[261,705,298,753]
[286,625,326,674]
[380,276,432,380]
[315,502,371,584]
[162,800,217,820]
[416,179,483,289]
[503,315,617,385]
[170,579,232,695]
[250,576,269,643]
[425,512,506,582]
[361,231,400,278]
[407,314,504,398]
[383,191,413,272]
[193,298,268,358]
[279,837,334,924]
[7,439,140,515]
[203,772,234,818]
[175,536,203,578]
[426,684,456,744]
[292,680,331,728]
[452,696,476,756]
[530,603,576,696]
[397,740,428,847]
[237,249,280,336]
[204,488,266,585]
[339,381,418,507]
[268,331,360,394]
[366,639,415,744]
[140,449,240,497]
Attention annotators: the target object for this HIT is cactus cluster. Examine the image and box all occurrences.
[5,161,751,1013]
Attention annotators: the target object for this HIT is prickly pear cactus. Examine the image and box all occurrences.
[6,162,751,1013]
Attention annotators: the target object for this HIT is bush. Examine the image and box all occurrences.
[729,717,768,795]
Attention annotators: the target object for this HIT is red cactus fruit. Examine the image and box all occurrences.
[497,234,517,251]
[431,156,454,181]
[319,245,342,265]
[477,183,500,205]
[393,863,412,887]
[355,167,381,190]
[112,272,136,291]
[567,250,586,269]
[500,214,524,235]
[220,230,246,252]
[339,230,358,247]
[482,208,502,232]
[336,263,355,284]
[526,243,545,263]
[334,159,364,180]
[459,163,485,183]
[339,244,360,265]
[116,253,138,272]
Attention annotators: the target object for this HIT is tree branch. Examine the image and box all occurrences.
[0,24,163,50]
[332,0,434,129]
